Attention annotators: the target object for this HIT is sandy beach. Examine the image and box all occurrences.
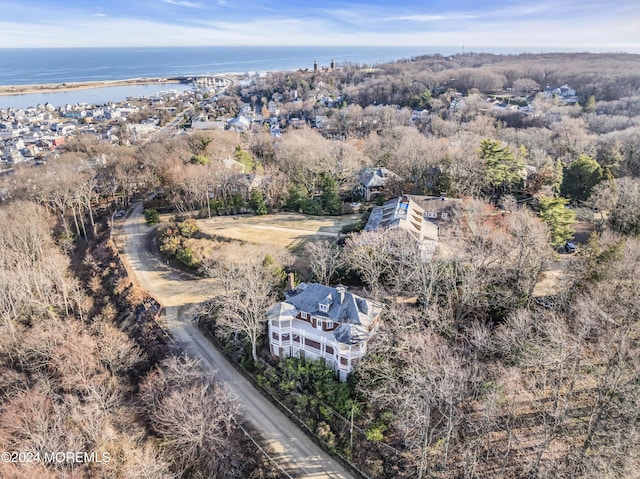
[0,77,183,97]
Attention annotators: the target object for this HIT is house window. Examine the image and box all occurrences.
[340,357,348,366]
[300,311,308,319]
[325,345,334,355]
[319,303,329,313]
[272,332,279,340]
[326,321,334,329]
[427,211,437,218]
[305,338,321,351]
[441,212,448,219]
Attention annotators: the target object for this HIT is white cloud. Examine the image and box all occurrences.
[0,5,639,53]
[387,14,479,22]
[162,0,205,8]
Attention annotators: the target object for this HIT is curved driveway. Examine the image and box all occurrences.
[120,202,354,479]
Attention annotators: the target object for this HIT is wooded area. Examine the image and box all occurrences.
[0,205,285,478]
[1,51,639,478]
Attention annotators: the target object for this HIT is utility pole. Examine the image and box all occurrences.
[350,403,355,457]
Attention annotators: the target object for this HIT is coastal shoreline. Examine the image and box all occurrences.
[0,77,184,97]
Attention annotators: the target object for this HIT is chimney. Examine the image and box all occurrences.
[287,272,295,292]
[336,285,346,305]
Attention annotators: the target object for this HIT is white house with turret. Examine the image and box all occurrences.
[267,282,382,381]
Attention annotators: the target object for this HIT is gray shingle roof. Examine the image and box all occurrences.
[358,167,398,188]
[278,283,382,345]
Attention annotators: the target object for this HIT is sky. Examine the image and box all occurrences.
[1,0,639,51]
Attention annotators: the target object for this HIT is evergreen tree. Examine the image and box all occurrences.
[583,94,597,113]
[249,189,268,215]
[410,89,432,109]
[234,145,256,172]
[561,155,604,202]
[285,183,307,212]
[301,198,325,216]
[553,159,564,194]
[189,154,209,165]
[144,208,160,225]
[320,173,341,215]
[538,196,575,247]
[479,139,524,197]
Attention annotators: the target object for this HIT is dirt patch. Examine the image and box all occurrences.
[533,255,572,298]
[572,220,595,243]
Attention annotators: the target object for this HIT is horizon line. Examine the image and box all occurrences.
[0,45,638,55]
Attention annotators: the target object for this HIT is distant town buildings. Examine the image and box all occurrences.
[0,78,229,165]
[543,84,579,104]
[1,72,580,169]
[0,100,159,163]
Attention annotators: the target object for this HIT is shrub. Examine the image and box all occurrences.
[365,425,385,443]
[176,247,197,268]
[189,154,209,165]
[178,219,199,238]
[159,235,181,256]
[144,208,160,225]
[301,198,325,216]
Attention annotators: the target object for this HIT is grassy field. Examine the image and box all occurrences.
[196,212,360,250]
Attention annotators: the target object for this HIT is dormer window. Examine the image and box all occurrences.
[318,294,333,313]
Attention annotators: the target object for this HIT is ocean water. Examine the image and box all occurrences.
[0,46,447,86]
[0,46,450,109]
[0,83,193,110]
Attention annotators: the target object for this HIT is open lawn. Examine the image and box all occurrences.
[196,213,360,250]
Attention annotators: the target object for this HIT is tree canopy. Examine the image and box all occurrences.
[479,139,524,197]
[561,154,604,202]
[538,195,576,247]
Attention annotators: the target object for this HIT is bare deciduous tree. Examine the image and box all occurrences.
[303,239,344,285]
[208,261,275,362]
[140,355,240,476]
[151,383,238,475]
[357,305,469,478]
[94,320,146,376]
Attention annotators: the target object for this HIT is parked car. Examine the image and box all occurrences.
[565,241,576,253]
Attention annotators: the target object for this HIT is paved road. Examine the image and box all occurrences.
[119,202,354,479]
